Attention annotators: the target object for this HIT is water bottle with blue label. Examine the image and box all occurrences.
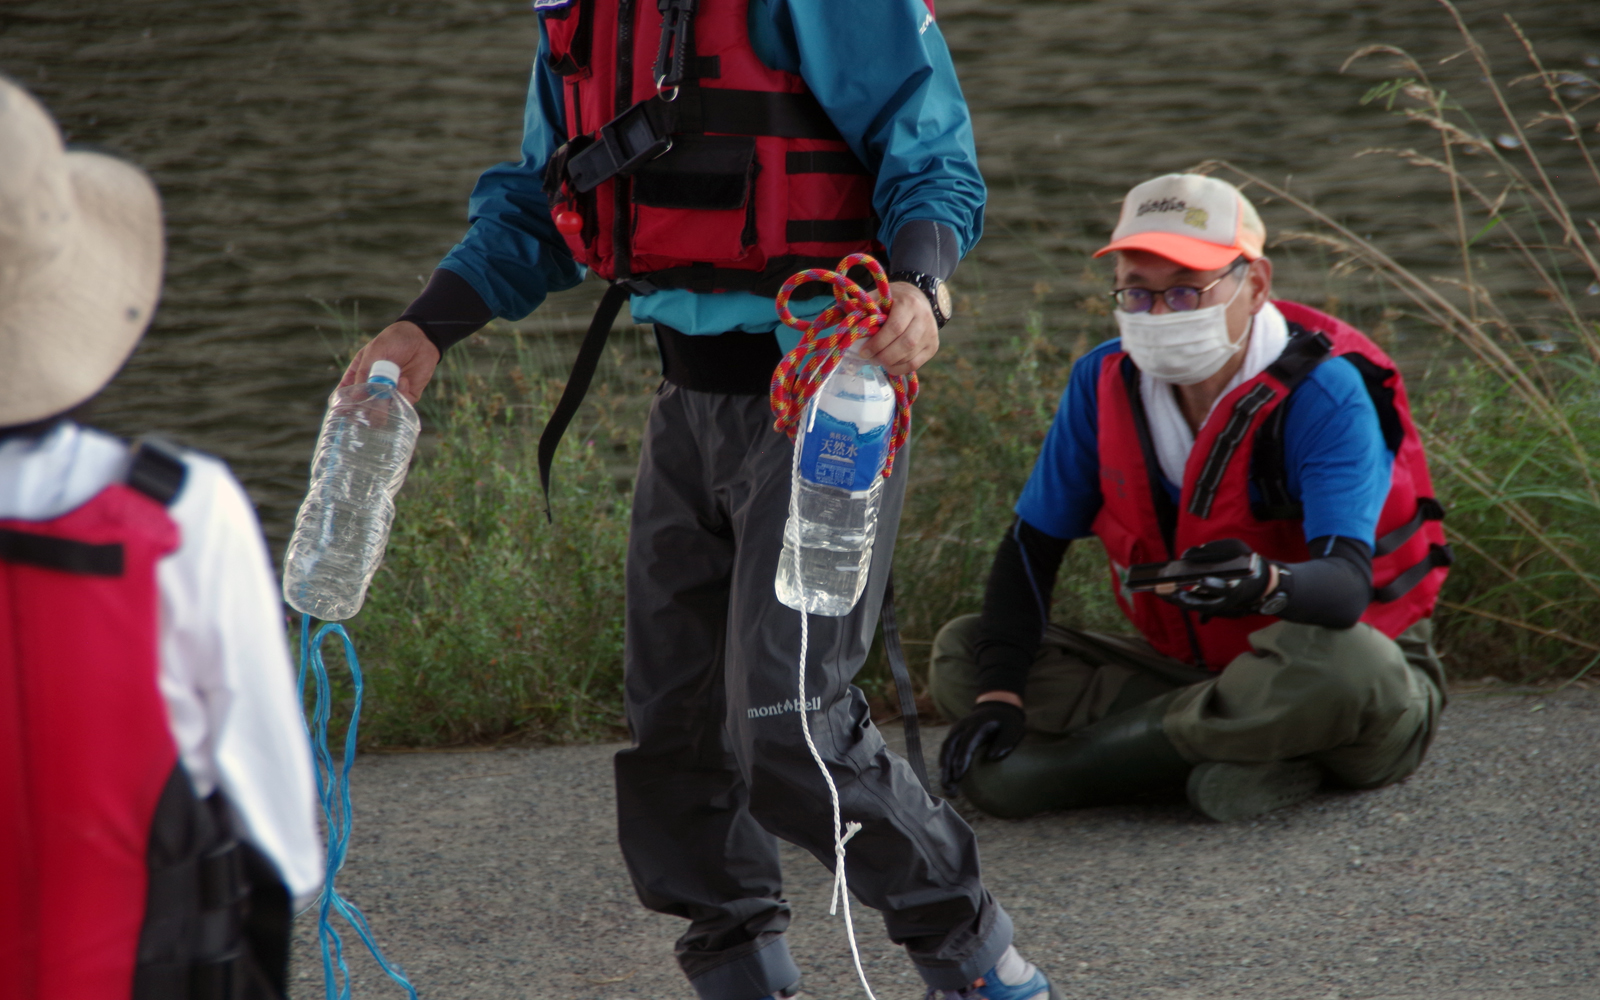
[775,343,896,616]
[283,360,420,621]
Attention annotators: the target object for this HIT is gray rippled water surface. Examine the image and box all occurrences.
[3,0,1598,540]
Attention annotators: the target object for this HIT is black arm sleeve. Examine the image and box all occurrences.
[888,219,961,281]
[396,268,496,355]
[973,519,1070,698]
[1274,535,1373,629]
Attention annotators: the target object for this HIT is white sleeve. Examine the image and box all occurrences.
[157,455,324,910]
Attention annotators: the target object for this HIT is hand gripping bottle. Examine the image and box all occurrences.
[775,344,896,616]
[283,360,421,621]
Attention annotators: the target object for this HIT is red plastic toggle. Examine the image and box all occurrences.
[554,211,584,236]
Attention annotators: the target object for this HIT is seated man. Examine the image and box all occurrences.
[931,173,1451,823]
[0,79,320,998]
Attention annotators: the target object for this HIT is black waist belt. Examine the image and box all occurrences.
[655,324,781,395]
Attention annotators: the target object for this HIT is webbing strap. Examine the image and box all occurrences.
[690,86,841,138]
[565,86,844,193]
[786,218,877,243]
[1374,497,1446,557]
[1262,325,1334,387]
[1374,542,1454,603]
[1187,382,1275,520]
[881,574,930,794]
[621,256,876,298]
[537,282,632,521]
[1250,324,1333,521]
[127,438,188,506]
[786,150,869,175]
[0,528,123,576]
[652,0,697,91]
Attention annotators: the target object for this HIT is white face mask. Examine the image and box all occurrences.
[1114,272,1250,385]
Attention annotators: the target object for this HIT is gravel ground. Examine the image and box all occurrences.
[289,687,1598,1000]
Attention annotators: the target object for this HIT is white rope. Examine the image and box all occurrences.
[788,400,878,1000]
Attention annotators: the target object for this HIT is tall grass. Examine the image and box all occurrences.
[326,339,638,746]
[323,1,1600,746]
[1199,0,1600,682]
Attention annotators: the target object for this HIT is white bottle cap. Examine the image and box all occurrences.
[368,359,402,385]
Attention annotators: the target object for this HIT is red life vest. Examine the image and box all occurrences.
[1091,301,1451,669]
[539,0,882,293]
[0,442,289,1000]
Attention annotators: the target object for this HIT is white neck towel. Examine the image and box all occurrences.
[1141,300,1290,488]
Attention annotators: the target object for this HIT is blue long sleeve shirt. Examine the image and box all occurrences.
[429,0,984,348]
[1015,338,1395,549]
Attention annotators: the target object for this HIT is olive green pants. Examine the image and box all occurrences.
[929,615,1446,790]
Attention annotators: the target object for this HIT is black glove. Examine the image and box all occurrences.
[1155,538,1280,619]
[939,701,1027,794]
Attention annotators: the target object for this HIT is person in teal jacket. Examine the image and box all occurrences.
[339,2,1059,999]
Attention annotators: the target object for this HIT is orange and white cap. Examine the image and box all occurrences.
[1093,173,1265,271]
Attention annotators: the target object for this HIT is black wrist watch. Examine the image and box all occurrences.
[1258,565,1292,617]
[889,270,952,328]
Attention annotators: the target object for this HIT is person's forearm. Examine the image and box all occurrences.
[973,519,1069,698]
[1274,535,1373,629]
[396,268,496,355]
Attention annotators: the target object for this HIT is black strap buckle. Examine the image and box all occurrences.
[568,100,675,193]
[543,134,594,198]
[653,0,698,98]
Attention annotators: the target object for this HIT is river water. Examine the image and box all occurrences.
[4,0,1599,540]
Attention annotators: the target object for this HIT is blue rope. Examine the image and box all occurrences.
[298,613,421,1000]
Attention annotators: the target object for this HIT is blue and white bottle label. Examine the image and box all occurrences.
[799,408,889,492]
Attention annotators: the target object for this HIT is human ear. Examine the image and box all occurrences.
[1246,257,1273,314]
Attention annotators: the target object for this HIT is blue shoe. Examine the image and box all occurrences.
[924,945,1059,1000]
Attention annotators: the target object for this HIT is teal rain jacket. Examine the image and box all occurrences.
[435,0,985,343]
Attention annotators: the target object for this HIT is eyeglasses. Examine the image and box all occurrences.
[1109,258,1248,314]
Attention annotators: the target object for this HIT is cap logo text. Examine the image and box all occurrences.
[1135,197,1187,217]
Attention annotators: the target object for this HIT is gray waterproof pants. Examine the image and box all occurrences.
[615,383,1010,1000]
[931,614,1445,791]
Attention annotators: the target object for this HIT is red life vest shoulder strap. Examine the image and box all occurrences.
[1181,327,1336,523]
[0,440,186,579]
[1096,347,1180,556]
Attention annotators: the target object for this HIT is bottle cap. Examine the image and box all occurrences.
[368,359,402,386]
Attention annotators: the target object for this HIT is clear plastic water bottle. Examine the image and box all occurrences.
[283,360,420,621]
[775,344,896,617]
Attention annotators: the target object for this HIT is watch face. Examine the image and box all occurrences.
[933,280,952,320]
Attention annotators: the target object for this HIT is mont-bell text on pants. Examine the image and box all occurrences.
[747,697,823,719]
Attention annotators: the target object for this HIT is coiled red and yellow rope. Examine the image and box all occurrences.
[770,254,918,479]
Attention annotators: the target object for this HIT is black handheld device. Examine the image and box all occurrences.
[1124,552,1260,592]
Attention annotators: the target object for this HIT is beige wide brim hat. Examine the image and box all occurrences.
[0,76,163,426]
